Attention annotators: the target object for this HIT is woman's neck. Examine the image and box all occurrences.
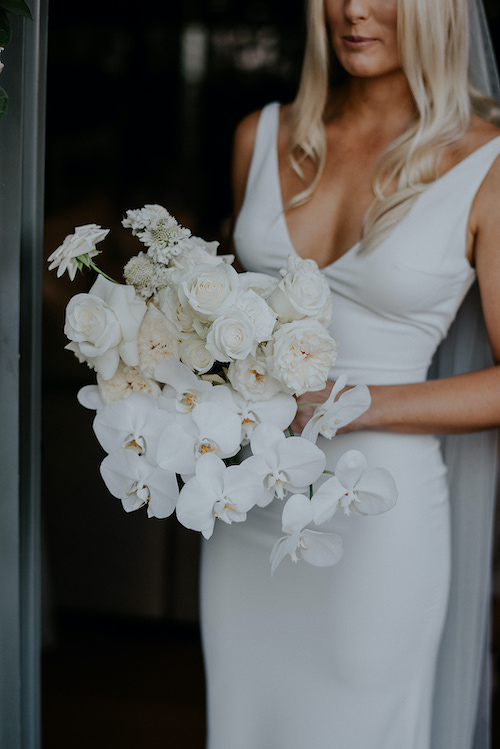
[327,71,416,132]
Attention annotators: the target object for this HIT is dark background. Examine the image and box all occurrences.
[41,2,500,747]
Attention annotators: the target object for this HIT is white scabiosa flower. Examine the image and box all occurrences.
[122,205,191,263]
[123,252,171,299]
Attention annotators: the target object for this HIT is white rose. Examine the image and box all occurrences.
[170,236,226,269]
[267,319,338,395]
[137,303,180,378]
[158,286,195,334]
[235,289,277,342]
[268,256,332,324]
[227,351,282,401]
[64,275,146,380]
[47,223,109,280]
[205,308,256,362]
[238,271,279,300]
[180,334,216,374]
[178,262,239,321]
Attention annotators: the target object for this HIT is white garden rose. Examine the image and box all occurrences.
[227,351,282,401]
[177,262,239,321]
[235,289,277,342]
[180,333,216,374]
[96,362,162,404]
[137,303,180,378]
[267,319,338,395]
[64,276,147,380]
[268,256,332,324]
[205,308,257,362]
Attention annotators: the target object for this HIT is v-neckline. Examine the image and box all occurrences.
[272,101,500,272]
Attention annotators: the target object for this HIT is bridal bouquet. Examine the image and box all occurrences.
[48,205,397,573]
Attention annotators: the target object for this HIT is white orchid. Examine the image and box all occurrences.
[228,387,297,443]
[47,224,110,281]
[100,450,179,519]
[311,450,398,523]
[93,392,171,459]
[301,376,372,442]
[243,423,326,506]
[176,453,257,538]
[155,357,232,414]
[270,494,344,575]
[156,401,242,476]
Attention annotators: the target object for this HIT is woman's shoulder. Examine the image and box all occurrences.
[442,114,500,173]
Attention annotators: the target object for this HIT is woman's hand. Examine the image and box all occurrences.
[290,381,335,434]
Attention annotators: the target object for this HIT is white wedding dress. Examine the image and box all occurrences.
[200,102,500,749]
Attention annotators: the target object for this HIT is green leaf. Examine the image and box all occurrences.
[0,87,8,121]
[0,0,33,20]
[0,10,12,45]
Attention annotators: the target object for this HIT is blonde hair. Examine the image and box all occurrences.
[288,0,500,250]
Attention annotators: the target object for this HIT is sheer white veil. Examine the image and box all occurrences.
[430,2,499,747]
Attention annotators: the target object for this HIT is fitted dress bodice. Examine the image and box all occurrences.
[201,102,500,749]
[235,101,500,386]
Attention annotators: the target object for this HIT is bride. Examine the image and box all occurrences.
[201,1,500,747]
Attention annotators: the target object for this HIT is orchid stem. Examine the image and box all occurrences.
[323,470,335,476]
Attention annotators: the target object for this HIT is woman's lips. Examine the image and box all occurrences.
[342,35,377,49]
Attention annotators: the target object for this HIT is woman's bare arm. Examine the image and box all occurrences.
[294,152,500,436]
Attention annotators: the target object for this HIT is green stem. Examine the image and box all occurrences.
[287,426,294,437]
[87,259,119,284]
[297,402,321,408]
[323,470,335,476]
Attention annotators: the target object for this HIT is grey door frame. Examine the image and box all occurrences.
[0,2,47,746]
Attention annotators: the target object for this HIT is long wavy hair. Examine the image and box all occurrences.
[288,0,500,250]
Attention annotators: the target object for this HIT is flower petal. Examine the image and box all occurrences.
[281,494,313,534]
[334,450,368,490]
[353,467,398,514]
[299,530,344,567]
[311,476,345,525]
[270,532,301,576]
